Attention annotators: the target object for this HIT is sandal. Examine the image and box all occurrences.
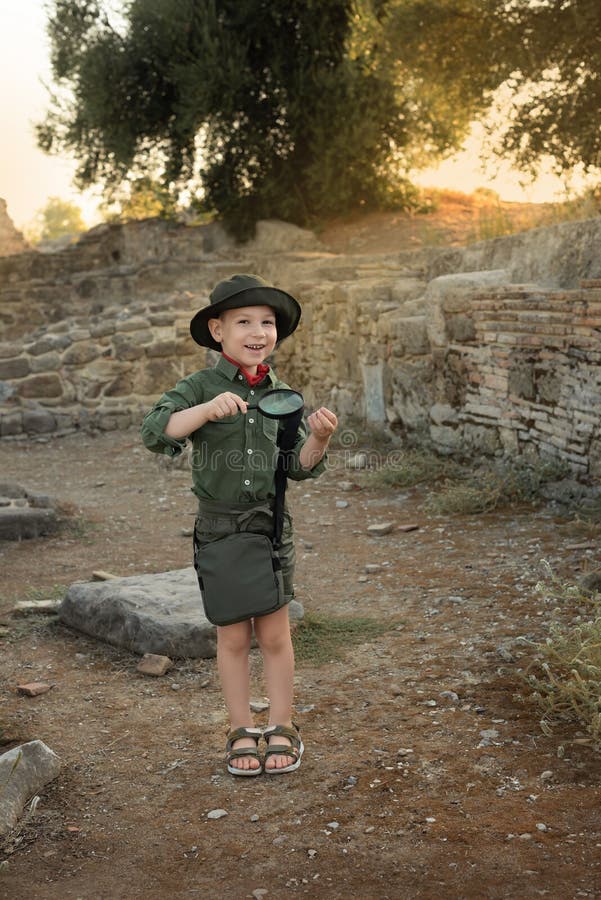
[225,726,264,776]
[263,723,304,774]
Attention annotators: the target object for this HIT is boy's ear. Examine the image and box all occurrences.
[207,317,222,343]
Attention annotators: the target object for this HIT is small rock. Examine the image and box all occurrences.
[307,849,317,859]
[440,690,459,703]
[338,481,358,492]
[345,775,358,786]
[536,823,548,832]
[326,821,340,830]
[336,500,349,509]
[367,522,394,536]
[358,575,369,583]
[365,564,382,574]
[346,453,368,470]
[207,809,228,819]
[13,600,61,616]
[397,524,419,533]
[540,770,554,782]
[91,570,118,581]
[390,685,403,697]
[302,541,314,550]
[250,700,270,713]
[519,832,532,841]
[17,682,54,697]
[364,826,375,834]
[136,653,172,677]
[250,814,260,823]
[397,748,413,757]
[252,891,268,899]
[180,527,194,537]
[319,520,334,527]
[496,646,514,663]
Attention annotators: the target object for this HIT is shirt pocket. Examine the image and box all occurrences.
[261,417,279,444]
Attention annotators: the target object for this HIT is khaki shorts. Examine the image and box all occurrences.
[194,499,296,598]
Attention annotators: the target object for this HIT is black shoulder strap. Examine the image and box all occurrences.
[272,408,304,549]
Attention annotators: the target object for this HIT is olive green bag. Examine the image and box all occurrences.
[193,531,285,626]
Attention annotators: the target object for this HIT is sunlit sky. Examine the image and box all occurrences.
[0,2,592,232]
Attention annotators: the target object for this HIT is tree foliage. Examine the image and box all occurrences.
[27,196,86,243]
[38,0,423,236]
[385,0,601,176]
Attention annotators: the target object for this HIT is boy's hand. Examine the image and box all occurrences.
[306,407,338,443]
[204,392,248,421]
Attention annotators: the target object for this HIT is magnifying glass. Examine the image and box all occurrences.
[247,388,304,420]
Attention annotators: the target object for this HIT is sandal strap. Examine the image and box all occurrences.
[226,745,262,763]
[226,726,262,753]
[263,723,301,759]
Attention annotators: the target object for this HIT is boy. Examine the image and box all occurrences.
[141,274,337,774]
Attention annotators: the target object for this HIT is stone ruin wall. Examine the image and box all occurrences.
[1,212,601,476]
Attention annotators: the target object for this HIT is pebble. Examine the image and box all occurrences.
[364,826,375,834]
[307,849,317,859]
[338,481,357,491]
[250,700,270,713]
[365,564,382,574]
[336,500,349,509]
[180,527,194,537]
[252,890,268,899]
[358,575,369,583]
[397,748,413,757]
[496,646,514,662]
[367,522,394,536]
[519,833,533,840]
[250,814,260,823]
[440,690,459,703]
[302,541,314,550]
[540,770,553,782]
[326,821,340,830]
[345,775,358,786]
[207,809,228,819]
[536,823,548,832]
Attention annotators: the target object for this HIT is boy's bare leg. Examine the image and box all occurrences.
[254,606,296,770]
[216,619,260,771]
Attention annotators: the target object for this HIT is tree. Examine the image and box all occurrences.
[38,0,425,237]
[384,0,601,177]
[27,196,86,243]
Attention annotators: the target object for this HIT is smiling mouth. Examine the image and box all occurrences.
[245,344,265,351]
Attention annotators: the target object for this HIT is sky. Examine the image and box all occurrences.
[0,2,593,232]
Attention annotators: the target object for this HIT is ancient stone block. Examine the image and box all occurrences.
[22,408,56,434]
[0,506,60,540]
[16,373,63,399]
[146,339,177,358]
[0,357,30,379]
[27,334,72,356]
[29,351,61,373]
[0,410,23,436]
[62,342,99,366]
[0,741,61,838]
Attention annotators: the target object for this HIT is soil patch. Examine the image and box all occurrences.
[1,429,600,899]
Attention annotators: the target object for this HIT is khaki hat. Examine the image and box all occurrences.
[190,273,302,351]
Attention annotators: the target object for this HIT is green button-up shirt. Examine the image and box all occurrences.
[140,356,325,502]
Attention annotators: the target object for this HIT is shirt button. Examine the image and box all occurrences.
[248,418,254,424]
[238,374,243,380]
[249,390,255,395]
[247,448,253,454]
[244,479,250,486]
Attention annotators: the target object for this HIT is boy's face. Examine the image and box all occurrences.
[208,304,277,371]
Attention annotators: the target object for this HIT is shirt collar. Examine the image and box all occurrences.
[215,353,277,387]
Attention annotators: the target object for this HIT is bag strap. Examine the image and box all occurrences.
[273,407,304,549]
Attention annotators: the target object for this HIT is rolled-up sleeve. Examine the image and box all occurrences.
[140,377,203,457]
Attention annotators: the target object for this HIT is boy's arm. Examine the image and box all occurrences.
[299,408,337,469]
[165,392,248,439]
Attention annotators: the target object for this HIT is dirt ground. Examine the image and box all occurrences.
[1,425,600,900]
[1,200,600,899]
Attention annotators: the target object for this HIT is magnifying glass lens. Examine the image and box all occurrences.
[257,389,304,418]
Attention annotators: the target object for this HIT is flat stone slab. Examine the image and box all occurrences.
[0,740,62,837]
[59,567,304,659]
[0,481,59,541]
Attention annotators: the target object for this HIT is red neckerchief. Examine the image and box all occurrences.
[222,352,270,387]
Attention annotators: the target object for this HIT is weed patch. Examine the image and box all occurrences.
[521,567,601,746]
[424,457,569,515]
[364,449,462,489]
[292,613,389,665]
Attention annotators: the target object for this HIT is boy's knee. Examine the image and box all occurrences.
[217,622,251,654]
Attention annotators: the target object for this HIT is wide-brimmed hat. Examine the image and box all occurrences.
[190,273,302,350]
